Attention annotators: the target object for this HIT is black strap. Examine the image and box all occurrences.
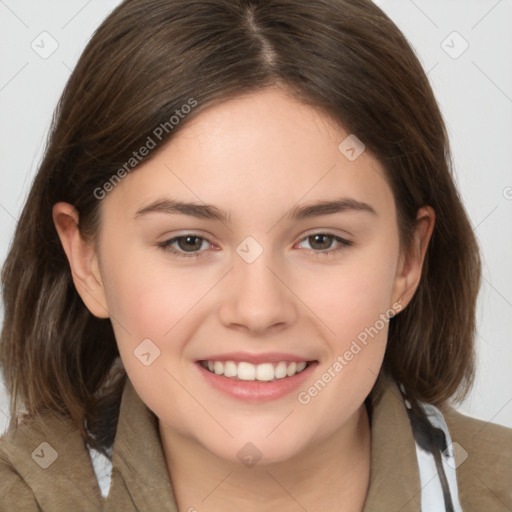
[398,383,456,512]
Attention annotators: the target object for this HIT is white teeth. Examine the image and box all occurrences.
[274,361,288,379]
[256,363,274,382]
[286,362,297,377]
[202,360,309,381]
[224,361,237,377]
[238,362,256,381]
[213,361,224,375]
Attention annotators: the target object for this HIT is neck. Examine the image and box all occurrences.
[159,404,372,512]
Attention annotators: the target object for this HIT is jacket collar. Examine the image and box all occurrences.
[105,372,422,511]
[1,372,424,510]
[105,380,179,511]
[363,372,422,511]
[0,410,104,511]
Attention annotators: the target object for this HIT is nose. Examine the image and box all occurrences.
[218,252,299,335]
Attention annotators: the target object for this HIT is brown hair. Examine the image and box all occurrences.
[0,0,480,453]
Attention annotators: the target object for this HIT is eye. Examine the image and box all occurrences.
[157,232,352,259]
[297,232,352,254]
[158,234,212,257]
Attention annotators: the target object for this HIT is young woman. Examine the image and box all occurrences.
[1,0,510,511]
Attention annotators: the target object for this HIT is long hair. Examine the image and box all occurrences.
[1,0,480,453]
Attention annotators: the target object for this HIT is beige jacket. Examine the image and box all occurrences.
[1,375,511,511]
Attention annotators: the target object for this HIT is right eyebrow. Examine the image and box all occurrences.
[134,199,230,223]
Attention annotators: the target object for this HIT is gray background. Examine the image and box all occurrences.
[1,0,511,432]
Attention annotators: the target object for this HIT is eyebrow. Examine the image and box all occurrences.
[134,197,377,222]
[135,199,229,222]
[288,198,377,219]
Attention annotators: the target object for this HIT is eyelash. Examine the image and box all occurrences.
[157,232,353,259]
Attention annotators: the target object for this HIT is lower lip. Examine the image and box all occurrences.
[196,361,318,402]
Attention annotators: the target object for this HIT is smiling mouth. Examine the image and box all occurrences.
[199,360,313,382]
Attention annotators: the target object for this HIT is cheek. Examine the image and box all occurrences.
[99,244,216,349]
[292,242,398,432]
[294,238,399,344]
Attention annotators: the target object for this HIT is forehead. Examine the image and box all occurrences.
[103,88,395,223]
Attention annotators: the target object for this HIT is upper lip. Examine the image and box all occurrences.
[197,352,315,364]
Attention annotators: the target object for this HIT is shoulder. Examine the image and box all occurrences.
[442,405,512,510]
[0,461,41,511]
[0,414,103,511]
[0,423,43,511]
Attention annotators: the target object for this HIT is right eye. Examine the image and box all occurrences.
[158,234,213,258]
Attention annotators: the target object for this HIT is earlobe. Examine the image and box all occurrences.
[52,202,110,319]
[392,206,435,309]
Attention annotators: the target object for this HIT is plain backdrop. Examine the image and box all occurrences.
[1,0,511,433]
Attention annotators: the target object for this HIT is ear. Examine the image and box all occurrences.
[392,206,435,310]
[52,202,109,318]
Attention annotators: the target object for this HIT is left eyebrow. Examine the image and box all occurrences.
[288,198,377,219]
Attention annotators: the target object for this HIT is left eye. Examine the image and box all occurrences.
[297,233,351,252]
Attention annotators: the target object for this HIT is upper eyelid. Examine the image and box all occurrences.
[299,228,352,240]
[162,233,213,247]
[296,233,352,250]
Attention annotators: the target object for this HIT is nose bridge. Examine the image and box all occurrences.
[218,242,298,333]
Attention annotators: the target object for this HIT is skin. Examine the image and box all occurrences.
[54,88,434,511]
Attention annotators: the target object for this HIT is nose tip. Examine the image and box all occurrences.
[218,255,298,335]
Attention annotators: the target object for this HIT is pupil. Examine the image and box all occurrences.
[310,234,332,250]
[179,236,202,252]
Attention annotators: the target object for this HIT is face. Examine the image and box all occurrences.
[85,89,410,464]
